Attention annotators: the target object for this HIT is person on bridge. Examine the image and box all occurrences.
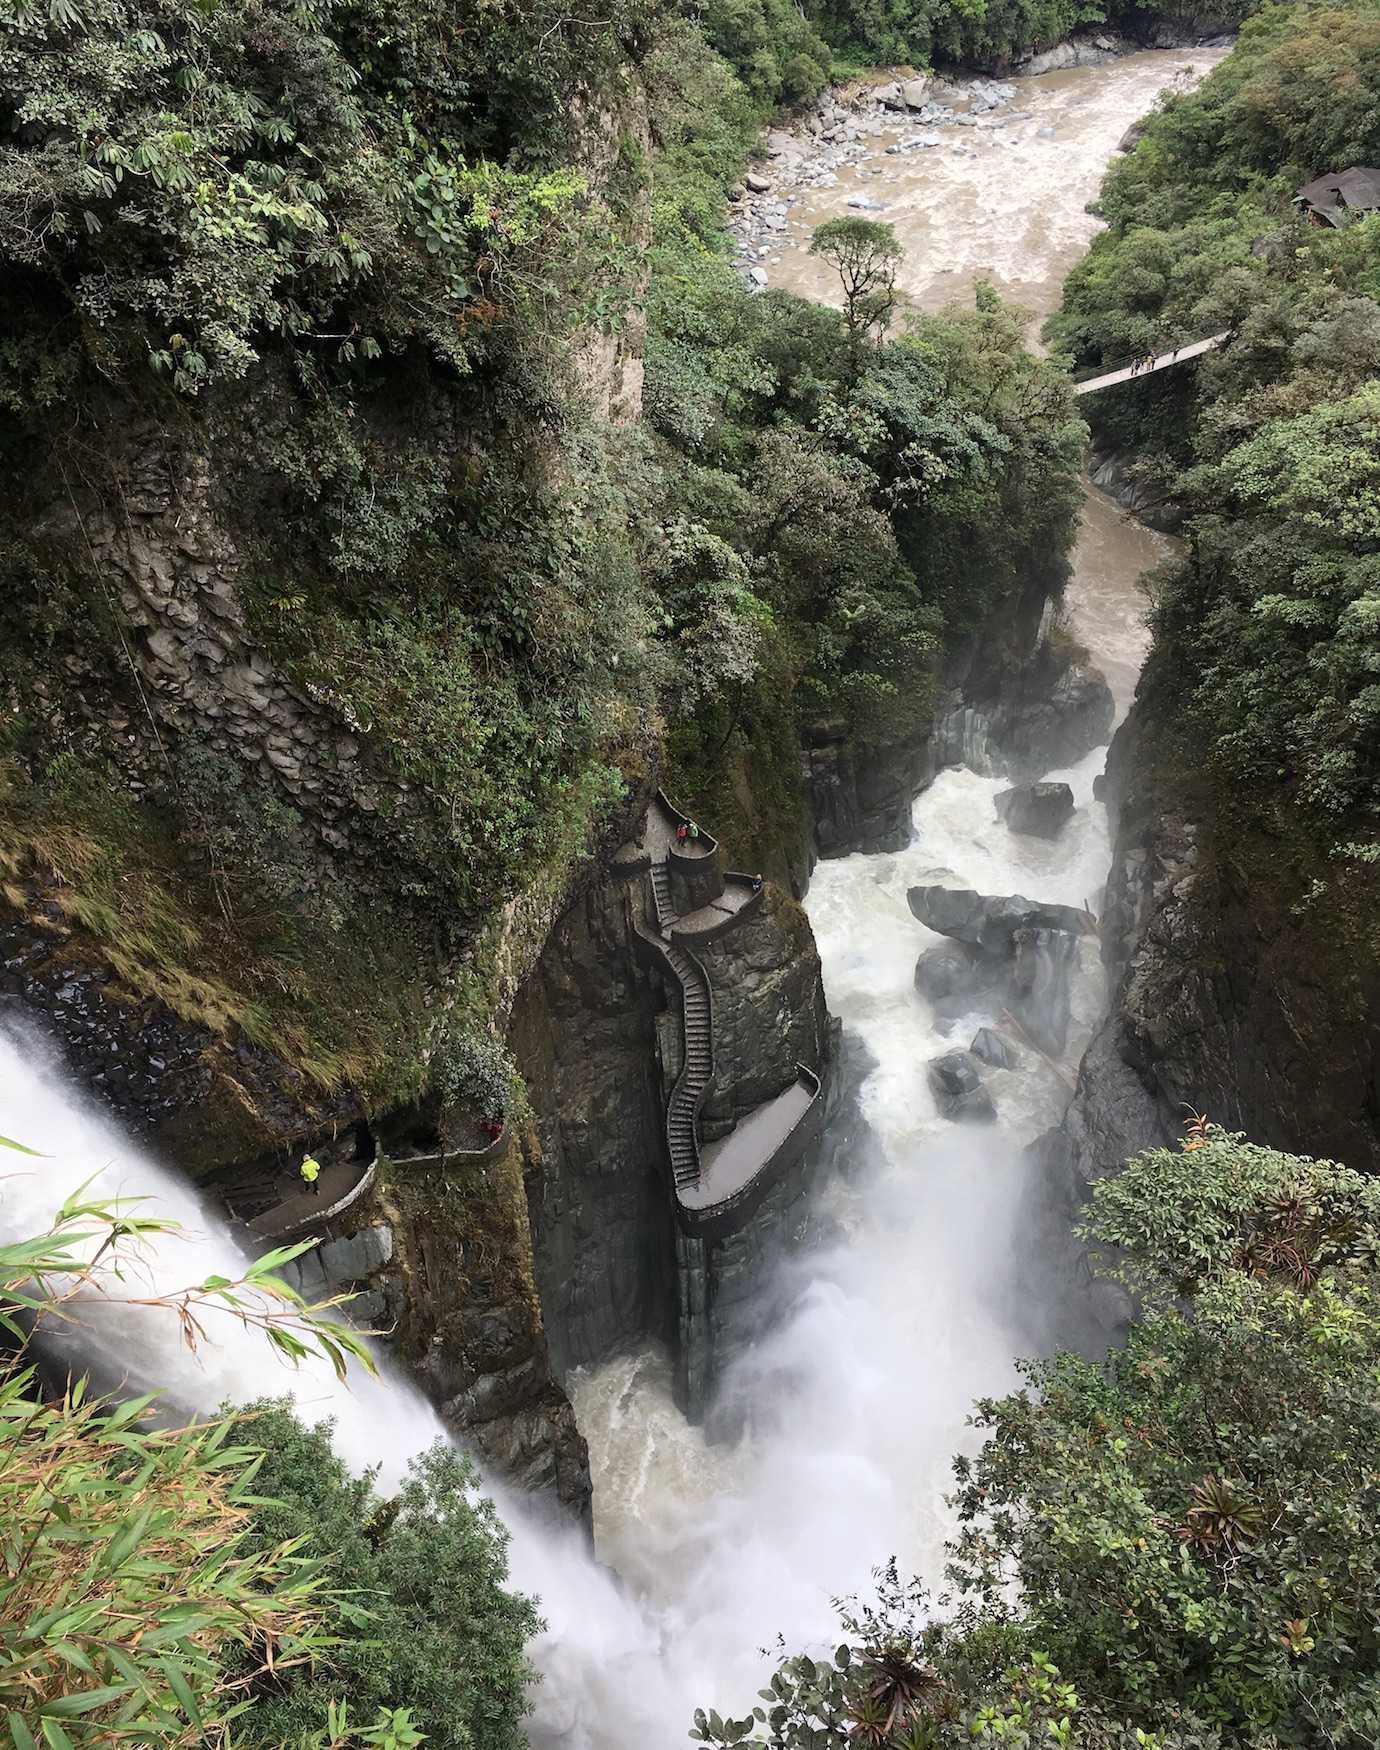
[675,821,688,843]
[300,1154,322,1196]
[751,873,763,894]
[688,821,700,842]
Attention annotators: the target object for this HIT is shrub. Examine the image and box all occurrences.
[693,1127,1380,1747]
[228,1406,540,1750]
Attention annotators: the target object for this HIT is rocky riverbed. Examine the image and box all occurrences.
[737,41,1230,317]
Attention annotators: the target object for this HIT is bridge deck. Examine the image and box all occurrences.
[1073,331,1228,397]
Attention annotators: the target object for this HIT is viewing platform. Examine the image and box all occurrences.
[623,791,823,1234]
[225,1154,378,1244]
[679,1066,824,1239]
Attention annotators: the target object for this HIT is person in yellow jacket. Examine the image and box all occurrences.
[299,1155,322,1196]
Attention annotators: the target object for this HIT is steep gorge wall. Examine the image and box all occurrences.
[509,858,834,1424]
[1047,674,1380,1193]
[806,552,1113,858]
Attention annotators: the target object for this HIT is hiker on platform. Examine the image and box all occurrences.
[300,1155,322,1197]
[675,822,688,843]
[688,821,700,842]
[750,873,763,894]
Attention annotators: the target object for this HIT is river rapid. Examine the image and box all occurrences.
[569,43,1216,1737]
[0,48,1217,1750]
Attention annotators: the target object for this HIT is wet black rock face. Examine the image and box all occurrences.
[927,1050,997,1123]
[908,885,1093,953]
[909,884,1094,1060]
[995,781,1075,839]
[1,915,351,1170]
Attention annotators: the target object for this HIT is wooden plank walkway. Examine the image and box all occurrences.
[1072,331,1229,397]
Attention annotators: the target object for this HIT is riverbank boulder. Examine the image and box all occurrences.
[995,781,1075,838]
[970,1026,1018,1069]
[908,885,1094,952]
[927,1051,997,1123]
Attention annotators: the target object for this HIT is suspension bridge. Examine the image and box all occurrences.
[1071,331,1230,397]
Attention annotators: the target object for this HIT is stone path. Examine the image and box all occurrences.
[1072,331,1228,396]
[681,1073,817,1212]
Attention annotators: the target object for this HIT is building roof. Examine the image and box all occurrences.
[1294,167,1380,226]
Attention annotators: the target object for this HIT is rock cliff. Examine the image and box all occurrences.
[510,843,833,1427]
[806,564,1113,859]
[1046,676,1380,1195]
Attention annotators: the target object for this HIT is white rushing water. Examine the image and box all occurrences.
[0,1021,688,1749]
[0,48,1197,1750]
[568,503,1169,1735]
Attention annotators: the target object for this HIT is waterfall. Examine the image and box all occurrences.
[0,1019,705,1750]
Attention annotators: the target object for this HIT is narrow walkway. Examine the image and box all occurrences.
[681,1074,816,1213]
[631,795,821,1218]
[1072,331,1228,396]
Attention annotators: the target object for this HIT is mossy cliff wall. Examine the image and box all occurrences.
[1046,665,1380,1195]
[804,549,1113,862]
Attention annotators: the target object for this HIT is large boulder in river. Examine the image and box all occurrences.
[927,1051,997,1123]
[995,781,1075,839]
[908,885,1094,953]
[914,940,992,1010]
[1009,926,1082,1057]
[901,76,929,109]
[970,1026,1018,1070]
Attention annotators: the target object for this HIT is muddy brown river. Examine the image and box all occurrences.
[761,48,1225,322]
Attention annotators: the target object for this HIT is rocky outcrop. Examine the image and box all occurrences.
[387,1138,594,1519]
[697,890,830,1127]
[1089,450,1185,534]
[909,885,1094,951]
[1046,688,1380,1195]
[1011,26,1234,77]
[511,830,833,1425]
[996,781,1075,838]
[508,873,675,1378]
[909,884,1096,1058]
[927,1050,997,1123]
[802,720,929,857]
[804,560,1111,862]
[986,635,1115,777]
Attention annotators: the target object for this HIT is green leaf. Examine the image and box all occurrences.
[7,1715,40,1750]
[40,1688,131,1719]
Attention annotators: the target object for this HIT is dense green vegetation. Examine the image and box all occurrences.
[0,1164,535,1749]
[695,1125,1380,1747]
[1048,0,1380,867]
[706,0,1256,97]
[229,1407,538,1750]
[0,0,1086,1089]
